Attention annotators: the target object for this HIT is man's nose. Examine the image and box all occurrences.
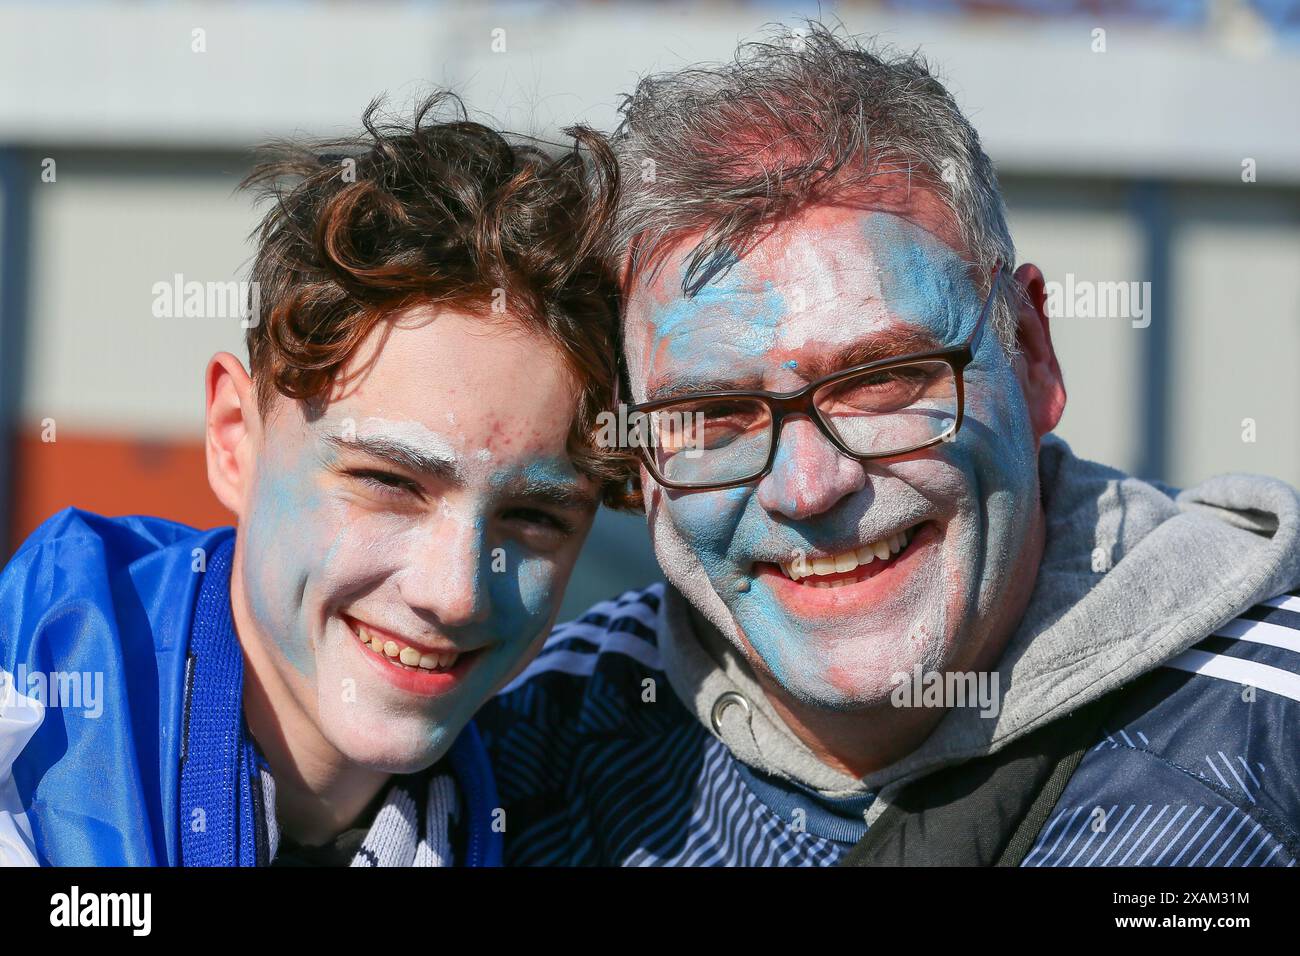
[397,511,492,629]
[754,416,867,520]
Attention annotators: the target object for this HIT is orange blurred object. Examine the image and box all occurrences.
[8,429,234,554]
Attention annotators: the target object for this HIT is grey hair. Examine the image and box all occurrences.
[608,20,1021,351]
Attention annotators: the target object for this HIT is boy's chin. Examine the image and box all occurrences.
[322,717,459,776]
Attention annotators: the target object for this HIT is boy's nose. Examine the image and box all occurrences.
[398,516,491,629]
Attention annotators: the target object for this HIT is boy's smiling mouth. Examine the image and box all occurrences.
[342,614,484,679]
[357,626,459,671]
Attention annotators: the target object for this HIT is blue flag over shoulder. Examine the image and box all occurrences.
[0,508,234,865]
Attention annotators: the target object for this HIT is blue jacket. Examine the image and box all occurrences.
[479,582,1300,866]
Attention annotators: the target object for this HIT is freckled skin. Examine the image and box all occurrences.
[230,307,596,775]
[625,200,1048,763]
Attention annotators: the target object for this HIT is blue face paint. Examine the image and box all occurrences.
[646,278,789,366]
[865,215,981,347]
[483,455,589,648]
[237,410,592,760]
[229,304,601,786]
[631,205,1043,715]
[241,438,334,677]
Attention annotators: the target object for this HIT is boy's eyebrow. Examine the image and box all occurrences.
[327,434,463,484]
[643,327,947,402]
[329,433,596,510]
[506,475,599,513]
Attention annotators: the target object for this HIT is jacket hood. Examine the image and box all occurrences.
[658,434,1300,802]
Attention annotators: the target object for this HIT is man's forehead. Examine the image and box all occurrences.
[633,203,965,307]
[624,201,981,401]
[629,219,973,355]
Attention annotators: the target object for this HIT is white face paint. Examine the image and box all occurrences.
[360,417,458,461]
[624,202,1042,713]
[235,306,598,774]
[349,418,482,538]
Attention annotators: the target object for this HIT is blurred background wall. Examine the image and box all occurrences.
[0,0,1297,621]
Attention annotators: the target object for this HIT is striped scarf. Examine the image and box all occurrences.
[258,765,460,867]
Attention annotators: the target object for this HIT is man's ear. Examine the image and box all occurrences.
[1010,263,1067,444]
[205,352,260,517]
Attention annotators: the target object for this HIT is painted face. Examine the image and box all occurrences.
[237,306,596,773]
[624,203,1040,712]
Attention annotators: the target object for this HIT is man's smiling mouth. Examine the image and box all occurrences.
[771,524,922,589]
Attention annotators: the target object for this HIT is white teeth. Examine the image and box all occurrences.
[808,579,854,590]
[415,651,459,671]
[358,627,385,655]
[778,526,917,583]
[354,623,461,671]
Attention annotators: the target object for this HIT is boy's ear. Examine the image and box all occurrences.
[205,352,260,517]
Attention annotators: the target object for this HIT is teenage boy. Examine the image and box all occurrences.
[0,96,627,866]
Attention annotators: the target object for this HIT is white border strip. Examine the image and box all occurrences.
[1165,650,1300,703]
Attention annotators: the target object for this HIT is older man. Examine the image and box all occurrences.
[480,24,1300,866]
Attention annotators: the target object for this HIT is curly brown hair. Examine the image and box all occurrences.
[240,93,635,508]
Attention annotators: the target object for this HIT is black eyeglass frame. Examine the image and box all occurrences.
[626,262,1009,491]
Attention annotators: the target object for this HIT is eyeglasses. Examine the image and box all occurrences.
[626,262,1007,491]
